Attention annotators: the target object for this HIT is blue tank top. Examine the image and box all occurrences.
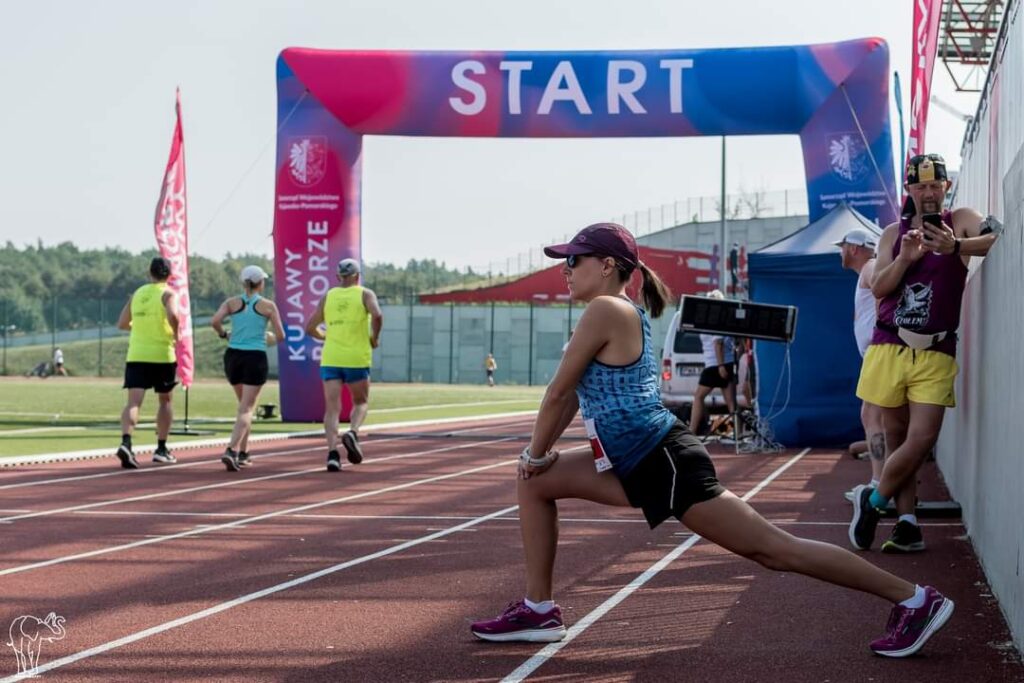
[575,303,677,477]
[227,293,267,352]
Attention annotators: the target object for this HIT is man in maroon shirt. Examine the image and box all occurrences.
[849,153,999,554]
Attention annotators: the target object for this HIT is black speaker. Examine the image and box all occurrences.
[679,295,797,343]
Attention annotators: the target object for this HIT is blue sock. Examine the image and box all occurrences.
[869,489,889,510]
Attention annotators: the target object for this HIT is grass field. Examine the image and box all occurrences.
[0,378,543,458]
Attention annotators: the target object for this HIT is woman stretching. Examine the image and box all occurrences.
[470,223,953,658]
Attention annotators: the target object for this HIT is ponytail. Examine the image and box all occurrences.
[637,261,671,318]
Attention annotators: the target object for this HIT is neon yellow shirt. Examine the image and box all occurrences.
[321,286,372,368]
[126,283,176,363]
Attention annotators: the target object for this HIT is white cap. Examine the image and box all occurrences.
[833,228,877,248]
[240,265,269,284]
[337,258,360,276]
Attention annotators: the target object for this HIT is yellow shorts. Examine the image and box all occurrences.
[856,343,958,408]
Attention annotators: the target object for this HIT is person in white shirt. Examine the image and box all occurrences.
[53,347,68,376]
[835,228,884,497]
[688,290,736,437]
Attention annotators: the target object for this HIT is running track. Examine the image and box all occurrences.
[1,415,1020,682]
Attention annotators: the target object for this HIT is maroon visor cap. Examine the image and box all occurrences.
[543,223,639,270]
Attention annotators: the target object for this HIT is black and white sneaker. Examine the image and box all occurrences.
[849,484,882,550]
[237,451,252,468]
[326,450,342,472]
[221,448,241,472]
[881,520,926,553]
[152,448,177,465]
[116,444,139,469]
[341,430,363,464]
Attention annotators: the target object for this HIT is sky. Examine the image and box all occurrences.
[0,0,983,273]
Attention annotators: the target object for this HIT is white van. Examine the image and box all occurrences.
[659,305,753,417]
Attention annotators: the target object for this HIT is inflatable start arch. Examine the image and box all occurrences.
[273,39,897,420]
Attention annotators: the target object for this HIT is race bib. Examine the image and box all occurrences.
[584,418,613,473]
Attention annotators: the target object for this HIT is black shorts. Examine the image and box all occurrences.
[620,421,726,529]
[699,363,735,389]
[224,348,269,386]
[123,362,178,394]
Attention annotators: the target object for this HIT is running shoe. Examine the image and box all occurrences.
[237,451,252,467]
[221,448,241,472]
[326,450,342,472]
[341,430,363,464]
[152,448,177,465]
[881,521,926,554]
[870,586,954,657]
[470,600,567,643]
[116,443,139,470]
[849,484,882,550]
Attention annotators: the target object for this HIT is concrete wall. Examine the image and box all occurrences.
[940,0,1024,653]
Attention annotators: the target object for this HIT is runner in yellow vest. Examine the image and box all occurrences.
[115,257,180,469]
[306,258,383,471]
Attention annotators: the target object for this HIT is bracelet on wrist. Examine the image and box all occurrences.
[520,446,551,468]
[952,238,961,255]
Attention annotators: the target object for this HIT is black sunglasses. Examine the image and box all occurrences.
[565,253,593,268]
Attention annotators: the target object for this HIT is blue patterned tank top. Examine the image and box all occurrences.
[227,293,268,352]
[575,303,677,477]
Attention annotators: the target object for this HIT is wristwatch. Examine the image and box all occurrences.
[979,215,1004,236]
[520,446,551,468]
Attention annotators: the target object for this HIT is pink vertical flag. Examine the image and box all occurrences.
[907,0,944,161]
[153,88,194,387]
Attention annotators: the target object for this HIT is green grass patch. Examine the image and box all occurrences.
[0,378,543,457]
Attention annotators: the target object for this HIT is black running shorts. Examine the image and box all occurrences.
[619,421,726,529]
[698,363,735,389]
[123,362,178,394]
[224,348,269,386]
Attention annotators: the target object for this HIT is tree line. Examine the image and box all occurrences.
[0,241,485,334]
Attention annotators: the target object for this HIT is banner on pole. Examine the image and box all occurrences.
[907,0,943,162]
[154,88,194,387]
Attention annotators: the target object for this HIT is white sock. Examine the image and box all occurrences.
[899,584,927,609]
[898,514,919,526]
[868,479,880,488]
[524,598,554,613]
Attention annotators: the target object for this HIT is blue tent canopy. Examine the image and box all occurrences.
[748,203,883,447]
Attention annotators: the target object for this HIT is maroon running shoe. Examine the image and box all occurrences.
[470,600,567,643]
[870,586,954,657]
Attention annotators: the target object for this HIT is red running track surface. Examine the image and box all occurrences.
[0,416,1020,682]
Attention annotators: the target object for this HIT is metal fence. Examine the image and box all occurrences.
[0,296,223,377]
[1,298,677,386]
[373,301,673,386]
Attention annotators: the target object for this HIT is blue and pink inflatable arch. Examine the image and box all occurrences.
[273,39,897,421]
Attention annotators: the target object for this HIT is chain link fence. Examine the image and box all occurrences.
[1,297,676,386]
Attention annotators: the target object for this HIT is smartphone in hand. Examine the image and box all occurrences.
[921,213,943,240]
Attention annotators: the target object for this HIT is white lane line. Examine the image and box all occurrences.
[61,511,643,523]
[0,426,87,436]
[11,507,936,529]
[0,435,517,524]
[0,409,537,467]
[500,447,812,683]
[0,413,538,487]
[371,399,534,413]
[0,504,520,683]
[0,441,517,577]
[0,444,359,490]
